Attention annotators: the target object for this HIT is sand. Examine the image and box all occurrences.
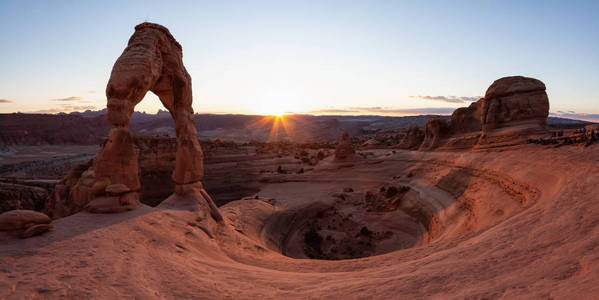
[1,144,598,299]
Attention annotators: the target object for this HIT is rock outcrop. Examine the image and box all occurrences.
[407,76,549,151]
[419,118,450,151]
[94,22,213,214]
[449,100,483,134]
[477,76,549,146]
[47,23,221,224]
[0,209,52,238]
[45,160,94,218]
[0,182,49,213]
[334,132,355,161]
[397,126,424,150]
[437,100,484,150]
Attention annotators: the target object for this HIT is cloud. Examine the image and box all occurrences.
[0,99,14,103]
[308,106,455,115]
[31,108,64,114]
[549,111,599,122]
[353,107,456,115]
[308,108,360,114]
[30,105,97,114]
[50,96,83,102]
[409,95,481,103]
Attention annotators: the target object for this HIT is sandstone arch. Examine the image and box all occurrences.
[88,23,220,220]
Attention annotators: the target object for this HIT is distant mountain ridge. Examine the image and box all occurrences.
[0,110,593,147]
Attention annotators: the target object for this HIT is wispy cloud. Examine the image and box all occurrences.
[0,99,14,103]
[50,96,83,102]
[409,95,481,103]
[308,106,455,115]
[30,105,97,114]
[308,108,360,114]
[354,107,456,115]
[550,111,599,122]
[31,108,65,114]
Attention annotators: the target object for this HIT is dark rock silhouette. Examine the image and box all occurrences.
[334,132,355,161]
[397,126,425,150]
[419,118,450,151]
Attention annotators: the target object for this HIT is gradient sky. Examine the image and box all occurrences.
[1,1,598,120]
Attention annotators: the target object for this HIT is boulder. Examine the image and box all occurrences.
[84,192,140,214]
[105,183,131,196]
[0,210,51,231]
[21,224,53,238]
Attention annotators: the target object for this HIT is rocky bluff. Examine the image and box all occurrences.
[398,76,549,151]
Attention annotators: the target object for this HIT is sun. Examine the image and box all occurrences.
[259,107,287,117]
[255,92,304,116]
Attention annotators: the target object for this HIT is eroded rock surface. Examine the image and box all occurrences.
[397,126,424,150]
[478,76,549,146]
[408,76,549,151]
[419,118,450,151]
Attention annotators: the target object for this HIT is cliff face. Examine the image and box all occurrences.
[419,118,450,151]
[477,76,549,147]
[413,76,549,151]
[397,126,425,150]
[45,136,269,218]
[0,114,111,147]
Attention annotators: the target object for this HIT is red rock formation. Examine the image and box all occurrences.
[94,127,141,193]
[104,23,204,186]
[478,76,549,146]
[449,100,483,134]
[397,126,424,150]
[0,209,52,238]
[334,132,355,161]
[406,76,549,151]
[49,23,220,221]
[419,118,450,151]
[437,100,484,150]
[45,160,94,218]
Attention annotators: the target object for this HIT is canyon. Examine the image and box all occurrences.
[1,22,598,299]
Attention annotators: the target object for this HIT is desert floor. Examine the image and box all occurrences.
[1,144,598,299]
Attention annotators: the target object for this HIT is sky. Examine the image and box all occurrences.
[0,0,598,120]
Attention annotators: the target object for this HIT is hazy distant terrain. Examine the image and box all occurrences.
[0,110,591,147]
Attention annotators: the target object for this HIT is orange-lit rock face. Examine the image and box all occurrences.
[481,76,549,133]
[90,22,207,213]
[419,118,450,151]
[106,24,165,127]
